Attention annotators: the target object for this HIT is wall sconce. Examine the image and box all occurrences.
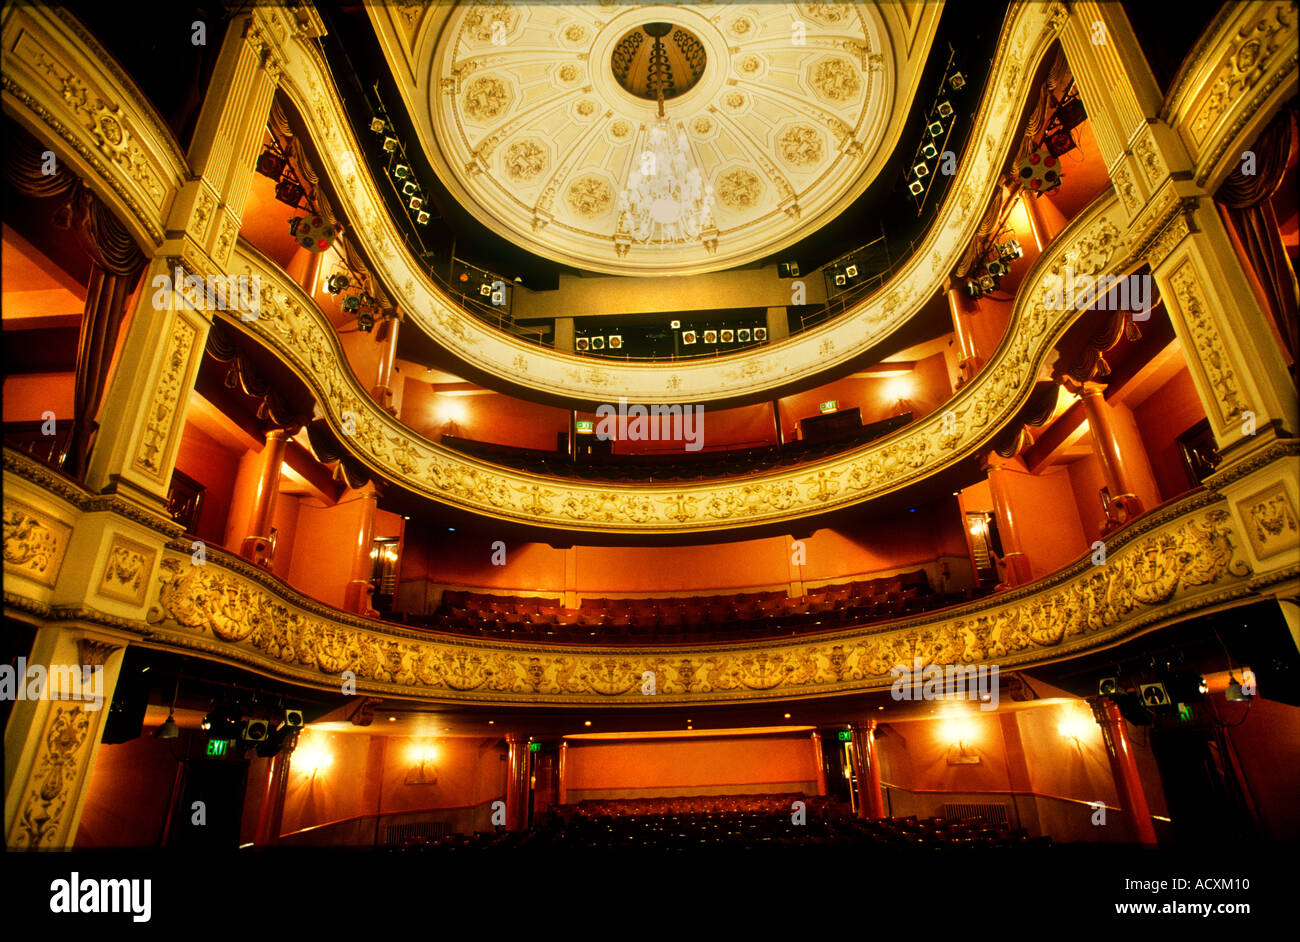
[1058,708,1095,750]
[941,714,981,764]
[294,735,332,778]
[406,742,439,784]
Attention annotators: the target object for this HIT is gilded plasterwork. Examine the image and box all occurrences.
[1240,482,1299,561]
[134,317,198,479]
[8,706,93,849]
[141,503,1254,705]
[230,192,1132,532]
[1166,260,1246,425]
[3,501,72,587]
[97,534,157,606]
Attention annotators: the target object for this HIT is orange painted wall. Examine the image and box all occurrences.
[1132,367,1206,502]
[2,371,74,422]
[285,493,370,608]
[1105,399,1162,513]
[877,714,1012,794]
[1222,695,1300,842]
[968,294,1013,363]
[279,730,506,836]
[174,423,241,547]
[564,735,820,799]
[400,381,568,451]
[993,463,1090,579]
[75,731,194,847]
[1066,452,1108,547]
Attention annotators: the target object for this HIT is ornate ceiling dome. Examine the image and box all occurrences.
[397,3,936,276]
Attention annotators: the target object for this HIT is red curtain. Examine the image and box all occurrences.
[1216,108,1299,380]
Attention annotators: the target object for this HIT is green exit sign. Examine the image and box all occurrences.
[529,741,541,753]
[1177,703,1193,722]
[837,730,852,742]
[575,421,594,433]
[206,738,231,757]
[819,400,838,414]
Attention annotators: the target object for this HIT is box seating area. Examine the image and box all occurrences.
[408,570,941,643]
[439,413,912,484]
[390,794,1050,851]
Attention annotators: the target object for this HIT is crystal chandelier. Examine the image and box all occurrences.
[615,26,716,254]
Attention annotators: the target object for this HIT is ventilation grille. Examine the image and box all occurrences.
[942,803,1009,827]
[384,821,447,845]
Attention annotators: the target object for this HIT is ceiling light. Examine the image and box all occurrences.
[388,716,397,722]
[488,720,495,725]
[584,720,592,726]
[154,712,179,739]
[783,713,791,719]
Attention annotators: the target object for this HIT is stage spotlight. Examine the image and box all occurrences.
[913,162,929,178]
[478,283,493,297]
[908,179,924,196]
[1139,682,1171,709]
[1056,97,1087,130]
[669,320,681,329]
[154,712,179,740]
[834,272,847,286]
[1098,677,1120,696]
[949,72,965,90]
[996,239,1023,260]
[985,260,1008,278]
[383,136,398,152]
[965,279,984,300]
[1225,674,1252,701]
[591,336,605,350]
[326,274,350,295]
[921,142,938,159]
[370,117,386,134]
[256,151,286,178]
[274,179,304,207]
[753,327,767,341]
[402,181,418,196]
[936,100,954,119]
[416,210,430,225]
[845,264,859,278]
[576,337,590,351]
[777,261,800,278]
[1046,129,1075,157]
[394,164,410,179]
[241,719,270,742]
[283,709,304,729]
[342,295,361,314]
[409,196,423,211]
[927,120,944,138]
[357,308,375,332]
[977,273,997,293]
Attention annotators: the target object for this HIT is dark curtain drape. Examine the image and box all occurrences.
[1216,108,1299,378]
[5,132,147,479]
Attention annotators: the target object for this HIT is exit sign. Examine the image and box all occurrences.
[529,741,541,753]
[837,730,852,742]
[819,400,838,414]
[575,421,594,433]
[206,739,231,757]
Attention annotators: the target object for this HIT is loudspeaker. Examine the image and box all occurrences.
[101,660,152,745]
[777,261,800,278]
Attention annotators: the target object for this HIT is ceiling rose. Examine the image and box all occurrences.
[427,3,903,275]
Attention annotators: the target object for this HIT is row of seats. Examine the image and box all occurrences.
[390,796,1050,852]
[408,572,942,643]
[439,413,912,483]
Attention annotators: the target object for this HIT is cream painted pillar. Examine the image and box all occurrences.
[766,307,790,342]
[84,257,211,512]
[4,626,129,850]
[554,317,575,352]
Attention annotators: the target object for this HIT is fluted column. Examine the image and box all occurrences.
[240,428,292,567]
[985,461,1034,587]
[850,721,885,819]
[344,485,380,615]
[371,310,402,414]
[1070,381,1145,532]
[1089,696,1158,847]
[505,734,530,831]
[810,731,827,797]
[556,741,569,806]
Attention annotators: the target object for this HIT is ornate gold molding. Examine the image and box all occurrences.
[230,190,1137,532]
[3,500,72,588]
[7,705,93,849]
[5,441,1294,708]
[0,4,186,248]
[257,2,1068,405]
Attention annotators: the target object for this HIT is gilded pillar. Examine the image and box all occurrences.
[1088,696,1158,847]
[504,734,530,831]
[344,485,380,616]
[240,427,292,567]
[850,721,885,820]
[4,627,129,850]
[985,461,1034,587]
[371,310,402,414]
[810,731,827,797]
[556,741,568,807]
[945,279,982,386]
